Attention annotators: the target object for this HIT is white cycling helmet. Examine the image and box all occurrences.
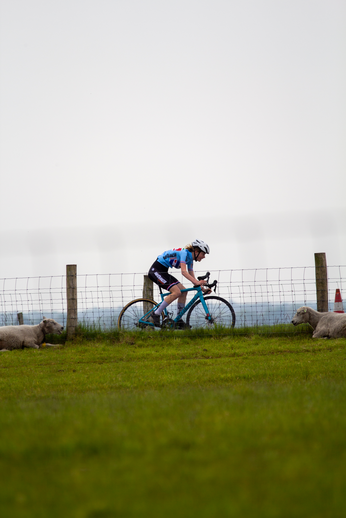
[192,239,210,254]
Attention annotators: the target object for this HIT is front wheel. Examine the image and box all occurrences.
[118,298,158,330]
[186,296,236,329]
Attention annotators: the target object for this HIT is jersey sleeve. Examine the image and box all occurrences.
[181,250,193,271]
[179,250,188,264]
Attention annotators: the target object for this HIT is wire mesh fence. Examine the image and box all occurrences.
[0,265,345,329]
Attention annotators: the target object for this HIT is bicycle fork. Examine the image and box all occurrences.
[199,297,214,324]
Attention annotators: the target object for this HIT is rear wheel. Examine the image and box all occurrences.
[186,296,236,329]
[117,298,158,330]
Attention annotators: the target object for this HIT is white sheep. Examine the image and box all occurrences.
[291,306,346,339]
[0,318,64,351]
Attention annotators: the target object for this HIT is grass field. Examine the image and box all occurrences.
[1,326,346,518]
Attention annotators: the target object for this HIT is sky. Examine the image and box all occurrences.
[0,0,345,279]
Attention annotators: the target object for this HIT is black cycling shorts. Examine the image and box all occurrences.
[148,260,180,291]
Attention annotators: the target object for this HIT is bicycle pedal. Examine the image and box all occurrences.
[161,317,175,329]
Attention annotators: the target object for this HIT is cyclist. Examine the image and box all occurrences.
[148,239,211,327]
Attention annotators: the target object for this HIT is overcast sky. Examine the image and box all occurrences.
[0,0,345,279]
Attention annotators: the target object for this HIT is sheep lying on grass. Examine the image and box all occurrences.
[292,306,346,339]
[0,318,63,351]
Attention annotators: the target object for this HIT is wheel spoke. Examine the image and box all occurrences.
[118,299,157,331]
[187,296,236,329]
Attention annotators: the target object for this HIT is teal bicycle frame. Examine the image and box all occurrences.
[139,284,213,328]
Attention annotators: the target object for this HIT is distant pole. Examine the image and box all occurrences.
[17,312,24,325]
[314,253,328,312]
[66,264,77,339]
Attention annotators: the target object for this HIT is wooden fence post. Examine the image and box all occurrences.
[17,312,23,325]
[66,264,77,339]
[314,253,328,312]
[143,275,154,316]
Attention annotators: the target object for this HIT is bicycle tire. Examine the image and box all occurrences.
[186,296,236,329]
[117,298,158,331]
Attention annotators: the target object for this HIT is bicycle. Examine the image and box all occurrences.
[117,272,236,330]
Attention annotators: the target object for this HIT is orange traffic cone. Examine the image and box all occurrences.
[334,289,344,313]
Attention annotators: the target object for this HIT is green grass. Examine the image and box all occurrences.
[1,328,346,518]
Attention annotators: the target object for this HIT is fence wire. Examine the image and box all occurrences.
[0,266,345,329]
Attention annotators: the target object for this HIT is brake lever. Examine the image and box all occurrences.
[208,280,217,293]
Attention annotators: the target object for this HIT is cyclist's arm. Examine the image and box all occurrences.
[180,263,206,286]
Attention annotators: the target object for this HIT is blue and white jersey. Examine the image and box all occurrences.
[157,248,193,270]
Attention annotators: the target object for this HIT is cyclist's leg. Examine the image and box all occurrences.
[148,263,181,318]
[166,283,185,305]
[154,283,182,317]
